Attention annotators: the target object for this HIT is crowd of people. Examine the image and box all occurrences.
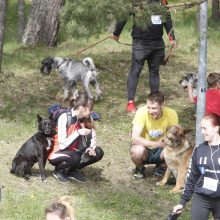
[11,0,219,219]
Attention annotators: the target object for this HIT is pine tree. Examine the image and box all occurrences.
[61,0,167,39]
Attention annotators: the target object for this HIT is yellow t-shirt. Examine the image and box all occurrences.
[132,106,178,141]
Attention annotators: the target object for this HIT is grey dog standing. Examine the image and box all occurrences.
[40,57,102,100]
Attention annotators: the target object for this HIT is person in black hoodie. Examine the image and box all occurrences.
[172,113,220,220]
[112,0,176,113]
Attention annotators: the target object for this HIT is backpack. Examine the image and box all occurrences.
[48,104,72,129]
[48,103,101,129]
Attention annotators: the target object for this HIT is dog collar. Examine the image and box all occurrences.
[57,61,66,68]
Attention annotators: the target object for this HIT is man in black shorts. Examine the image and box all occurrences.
[130,91,178,179]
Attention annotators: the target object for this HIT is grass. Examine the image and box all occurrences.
[0,1,219,219]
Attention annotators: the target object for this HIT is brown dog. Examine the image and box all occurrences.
[157,125,193,192]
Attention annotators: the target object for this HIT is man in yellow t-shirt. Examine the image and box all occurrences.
[130,91,178,179]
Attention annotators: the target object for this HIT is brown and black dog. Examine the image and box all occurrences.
[157,125,193,192]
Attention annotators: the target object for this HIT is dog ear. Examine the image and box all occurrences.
[37,114,42,122]
[183,128,193,135]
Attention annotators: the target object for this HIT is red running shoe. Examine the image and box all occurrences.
[126,100,136,113]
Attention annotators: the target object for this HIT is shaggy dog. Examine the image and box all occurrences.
[40,56,102,100]
[10,115,53,181]
[157,125,193,192]
[179,72,198,97]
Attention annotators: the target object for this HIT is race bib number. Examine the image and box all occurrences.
[151,15,162,25]
[203,177,218,192]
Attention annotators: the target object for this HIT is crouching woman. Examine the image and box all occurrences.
[48,93,104,183]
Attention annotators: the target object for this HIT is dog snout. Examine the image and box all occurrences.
[174,138,182,146]
[40,65,52,74]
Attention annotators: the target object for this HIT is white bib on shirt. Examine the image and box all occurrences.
[151,15,162,25]
[203,177,218,192]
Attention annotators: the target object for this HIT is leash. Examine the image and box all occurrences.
[72,36,111,57]
[117,41,132,46]
[163,46,173,66]
[71,34,173,65]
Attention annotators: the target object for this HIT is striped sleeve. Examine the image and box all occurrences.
[180,145,200,207]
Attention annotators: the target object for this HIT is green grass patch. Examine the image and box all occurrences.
[0,1,219,220]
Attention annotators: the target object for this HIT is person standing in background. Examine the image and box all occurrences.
[112,0,177,112]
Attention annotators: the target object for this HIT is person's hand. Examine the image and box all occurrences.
[111,34,119,42]
[85,147,96,156]
[171,40,177,48]
[187,82,193,89]
[77,128,91,136]
[172,204,184,214]
[156,140,165,148]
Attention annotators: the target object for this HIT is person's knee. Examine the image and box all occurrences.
[93,147,104,162]
[160,150,164,160]
[130,145,147,160]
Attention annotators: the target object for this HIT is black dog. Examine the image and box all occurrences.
[10,115,53,181]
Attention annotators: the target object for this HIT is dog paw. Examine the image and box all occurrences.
[156,181,166,186]
[169,188,182,193]
[41,177,47,182]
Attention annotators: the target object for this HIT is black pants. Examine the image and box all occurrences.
[191,193,220,220]
[127,39,165,100]
[48,147,104,172]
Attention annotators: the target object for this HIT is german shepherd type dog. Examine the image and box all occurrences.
[157,125,193,192]
[40,56,102,100]
[10,115,53,181]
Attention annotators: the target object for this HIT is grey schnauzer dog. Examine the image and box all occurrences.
[40,57,102,100]
[179,72,198,97]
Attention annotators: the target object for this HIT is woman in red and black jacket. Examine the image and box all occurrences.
[48,93,104,183]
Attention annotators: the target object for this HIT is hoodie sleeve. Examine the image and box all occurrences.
[113,21,127,36]
[163,0,176,42]
[179,146,200,207]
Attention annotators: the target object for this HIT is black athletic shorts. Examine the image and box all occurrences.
[144,147,164,164]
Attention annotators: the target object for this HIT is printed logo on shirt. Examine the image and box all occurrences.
[199,166,205,175]
[151,15,162,25]
[149,130,163,139]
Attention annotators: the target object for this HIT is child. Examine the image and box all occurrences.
[45,196,75,220]
[187,72,220,116]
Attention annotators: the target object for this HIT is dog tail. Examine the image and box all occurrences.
[83,57,95,69]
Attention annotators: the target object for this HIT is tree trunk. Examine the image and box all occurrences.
[22,0,64,47]
[0,0,8,73]
[17,0,26,42]
[211,0,220,22]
